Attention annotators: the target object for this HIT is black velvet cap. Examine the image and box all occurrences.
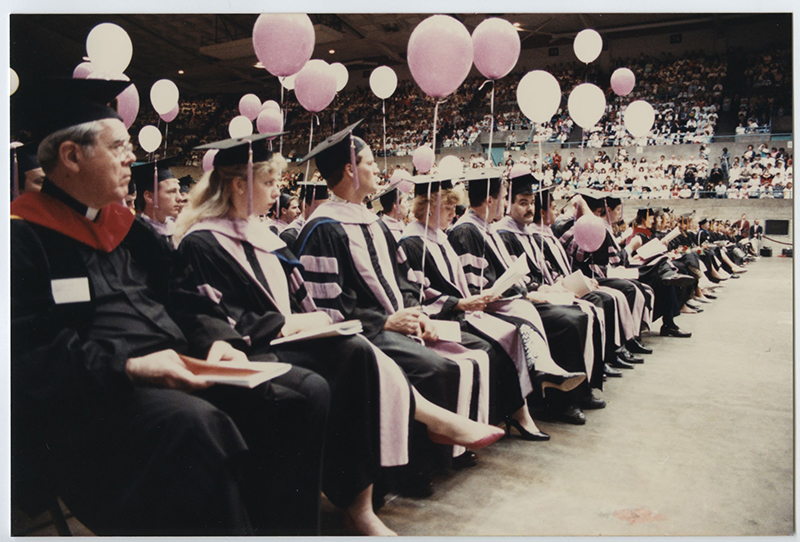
[462,168,504,202]
[131,156,179,193]
[17,78,130,144]
[299,120,366,187]
[194,132,282,168]
[636,207,656,220]
[410,175,455,197]
[297,181,328,204]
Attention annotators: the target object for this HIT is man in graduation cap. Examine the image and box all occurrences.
[11,144,45,197]
[279,180,328,248]
[371,174,411,241]
[294,121,499,494]
[131,156,183,244]
[448,168,601,424]
[10,78,329,535]
[550,187,656,356]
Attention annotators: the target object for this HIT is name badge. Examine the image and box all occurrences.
[51,277,91,305]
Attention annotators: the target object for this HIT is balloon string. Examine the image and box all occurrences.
[163,122,169,154]
[305,116,315,183]
[279,81,285,156]
[432,100,441,158]
[382,99,387,181]
[418,181,433,305]
[479,178,491,295]
[11,149,19,201]
[247,141,254,217]
[487,82,495,165]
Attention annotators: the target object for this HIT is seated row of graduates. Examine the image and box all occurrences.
[169,122,669,531]
[11,78,701,538]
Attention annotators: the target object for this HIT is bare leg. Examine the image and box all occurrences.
[412,388,503,447]
[343,485,397,536]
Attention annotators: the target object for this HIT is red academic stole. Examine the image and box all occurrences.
[11,191,134,253]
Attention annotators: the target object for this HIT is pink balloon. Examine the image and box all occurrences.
[117,83,139,129]
[73,62,94,79]
[202,149,219,172]
[412,145,435,174]
[408,15,473,99]
[239,93,261,121]
[472,18,520,80]
[611,68,636,97]
[294,59,337,113]
[160,103,179,123]
[252,14,315,78]
[573,215,606,252]
[257,108,283,135]
[260,100,280,112]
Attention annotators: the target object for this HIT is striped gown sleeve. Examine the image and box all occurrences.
[399,236,460,319]
[447,224,493,296]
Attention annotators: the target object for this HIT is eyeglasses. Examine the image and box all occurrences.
[107,140,135,159]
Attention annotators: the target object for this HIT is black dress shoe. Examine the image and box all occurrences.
[662,272,695,288]
[604,363,623,377]
[504,418,550,441]
[729,273,740,279]
[549,404,586,425]
[684,302,703,311]
[580,394,607,410]
[617,348,644,364]
[608,356,635,369]
[626,338,653,355]
[660,325,692,338]
[397,472,434,498]
[452,450,478,469]
[703,293,717,299]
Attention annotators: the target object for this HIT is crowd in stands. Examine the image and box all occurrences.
[119,48,790,192]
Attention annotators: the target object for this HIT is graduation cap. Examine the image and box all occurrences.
[299,120,365,190]
[297,181,328,206]
[10,143,41,199]
[194,131,283,217]
[178,174,195,194]
[17,78,131,146]
[131,156,179,211]
[698,217,709,226]
[507,164,539,200]
[636,207,656,221]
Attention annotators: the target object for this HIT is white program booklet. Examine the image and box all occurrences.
[433,320,462,343]
[561,271,593,298]
[269,320,363,346]
[180,356,292,389]
[607,267,640,280]
[636,238,667,260]
[487,256,529,297]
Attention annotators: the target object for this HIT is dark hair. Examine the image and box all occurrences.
[532,189,552,223]
[315,136,366,188]
[467,178,502,208]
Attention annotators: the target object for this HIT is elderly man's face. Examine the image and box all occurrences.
[80,119,135,207]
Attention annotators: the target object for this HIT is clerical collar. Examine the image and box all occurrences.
[41,178,100,220]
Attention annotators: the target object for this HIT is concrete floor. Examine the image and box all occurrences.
[376,255,794,536]
[15,256,794,536]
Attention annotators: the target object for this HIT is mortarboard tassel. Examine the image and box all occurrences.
[11,147,19,201]
[153,163,159,210]
[350,133,360,190]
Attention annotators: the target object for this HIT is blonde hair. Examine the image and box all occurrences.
[173,154,287,244]
[411,188,462,223]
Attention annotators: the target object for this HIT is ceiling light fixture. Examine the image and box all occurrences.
[178,69,185,75]
[328,49,335,54]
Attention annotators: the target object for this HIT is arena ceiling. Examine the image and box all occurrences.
[10,12,787,98]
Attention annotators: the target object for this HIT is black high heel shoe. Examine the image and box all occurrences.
[504,417,550,441]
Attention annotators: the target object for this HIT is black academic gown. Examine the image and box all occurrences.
[295,200,489,472]
[11,182,327,536]
[447,211,593,388]
[177,217,414,509]
[399,222,528,423]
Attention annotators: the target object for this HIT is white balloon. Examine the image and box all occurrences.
[238,93,262,121]
[370,66,398,100]
[261,99,280,112]
[86,23,133,75]
[438,155,463,179]
[281,74,296,91]
[138,125,162,153]
[573,29,602,64]
[150,79,179,115]
[229,115,254,138]
[72,62,94,79]
[567,83,606,129]
[624,100,656,138]
[517,70,561,123]
[330,62,349,92]
[10,68,19,96]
